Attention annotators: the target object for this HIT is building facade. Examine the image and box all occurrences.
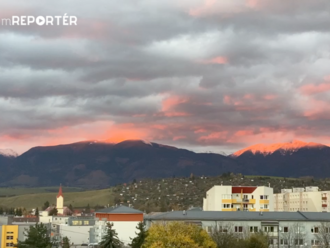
[93,205,143,245]
[145,210,330,248]
[203,185,274,212]
[274,187,330,212]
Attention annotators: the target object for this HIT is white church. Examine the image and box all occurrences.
[45,184,72,216]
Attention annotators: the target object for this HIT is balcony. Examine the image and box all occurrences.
[322,204,327,208]
[322,197,327,200]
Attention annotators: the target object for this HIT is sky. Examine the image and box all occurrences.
[0,0,330,155]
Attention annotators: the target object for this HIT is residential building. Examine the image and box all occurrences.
[92,205,143,245]
[203,185,274,211]
[0,217,50,248]
[52,216,95,245]
[145,210,330,247]
[274,186,330,212]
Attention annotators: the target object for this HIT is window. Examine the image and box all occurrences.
[260,195,264,199]
[294,239,303,245]
[264,226,275,233]
[84,221,89,225]
[260,195,268,200]
[280,239,288,245]
[235,226,243,233]
[311,227,319,233]
[283,227,289,233]
[311,240,320,245]
[264,204,268,209]
[222,194,232,199]
[219,226,228,233]
[223,204,231,209]
[250,226,258,233]
[6,236,13,240]
[6,243,14,247]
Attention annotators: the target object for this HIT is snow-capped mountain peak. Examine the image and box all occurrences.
[0,149,18,157]
[232,140,326,157]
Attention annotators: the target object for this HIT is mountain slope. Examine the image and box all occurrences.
[2,140,238,188]
[231,140,330,178]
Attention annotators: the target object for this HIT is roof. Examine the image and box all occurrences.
[57,184,63,198]
[232,186,257,194]
[95,205,143,214]
[145,211,330,222]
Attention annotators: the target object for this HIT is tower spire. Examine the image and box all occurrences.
[57,183,63,198]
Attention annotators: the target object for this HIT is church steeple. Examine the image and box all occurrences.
[57,184,63,198]
[56,184,64,215]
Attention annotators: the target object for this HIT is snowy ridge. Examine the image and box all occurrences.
[232,140,326,157]
[0,149,18,157]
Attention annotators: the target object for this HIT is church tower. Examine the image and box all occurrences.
[56,184,64,215]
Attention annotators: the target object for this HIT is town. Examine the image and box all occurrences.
[2,176,330,247]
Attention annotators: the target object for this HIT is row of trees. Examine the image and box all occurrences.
[0,207,28,216]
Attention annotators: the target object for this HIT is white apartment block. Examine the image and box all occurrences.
[274,186,330,212]
[203,185,274,212]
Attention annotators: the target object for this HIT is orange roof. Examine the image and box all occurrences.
[57,184,63,198]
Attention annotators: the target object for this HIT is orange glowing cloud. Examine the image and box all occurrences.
[300,82,330,95]
[199,56,228,65]
[198,131,227,142]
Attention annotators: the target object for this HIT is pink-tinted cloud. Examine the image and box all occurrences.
[189,0,217,17]
[300,82,330,95]
[199,56,228,65]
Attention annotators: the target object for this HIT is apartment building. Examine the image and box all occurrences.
[0,216,47,248]
[203,185,274,212]
[274,186,330,212]
[145,210,330,248]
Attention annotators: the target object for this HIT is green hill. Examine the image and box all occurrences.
[0,173,329,212]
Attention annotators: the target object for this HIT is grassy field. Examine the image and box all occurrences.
[0,188,114,209]
[0,186,83,197]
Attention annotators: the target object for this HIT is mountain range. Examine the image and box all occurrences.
[0,140,329,188]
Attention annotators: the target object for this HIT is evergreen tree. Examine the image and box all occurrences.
[42,201,50,210]
[0,207,3,215]
[35,207,39,216]
[85,204,91,213]
[68,204,74,212]
[62,236,71,248]
[99,222,123,248]
[129,222,147,248]
[49,207,58,216]
[16,223,53,248]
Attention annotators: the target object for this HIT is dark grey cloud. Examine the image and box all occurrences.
[0,0,330,153]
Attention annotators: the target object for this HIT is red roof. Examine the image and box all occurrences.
[232,186,257,194]
[57,184,63,198]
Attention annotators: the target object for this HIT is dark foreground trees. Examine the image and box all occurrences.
[99,222,123,248]
[16,223,53,248]
[130,222,148,248]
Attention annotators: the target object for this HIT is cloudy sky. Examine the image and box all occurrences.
[0,0,330,155]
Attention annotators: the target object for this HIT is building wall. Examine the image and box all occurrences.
[57,196,64,215]
[59,225,91,245]
[274,187,330,212]
[203,186,274,211]
[201,220,324,247]
[90,219,140,245]
[1,225,18,248]
[112,221,139,245]
[146,218,329,248]
[95,213,143,222]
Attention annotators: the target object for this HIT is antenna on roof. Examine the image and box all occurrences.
[183,210,186,215]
